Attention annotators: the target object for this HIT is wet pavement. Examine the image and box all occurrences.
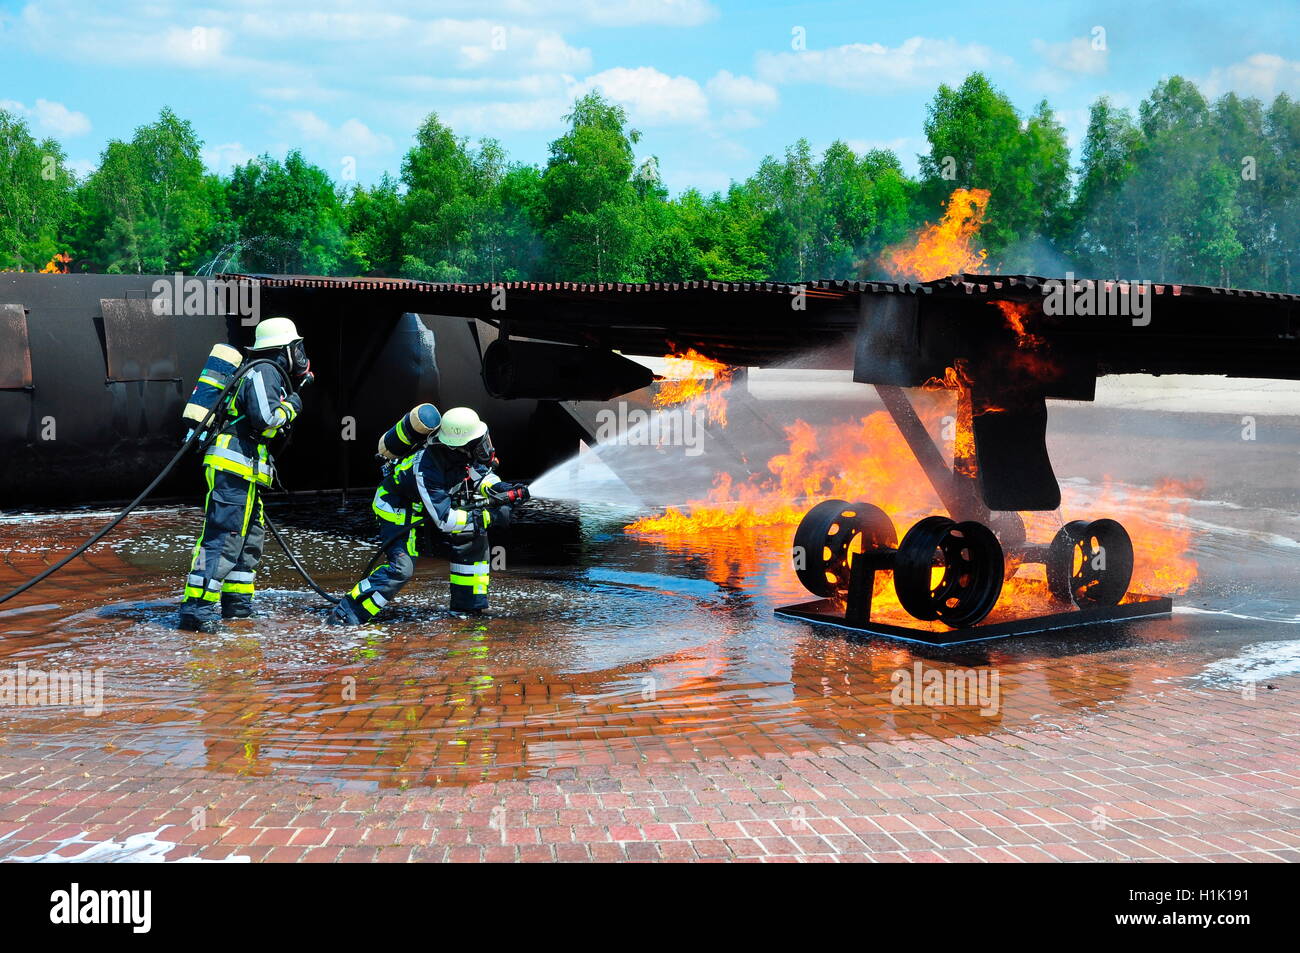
[0,480,1297,861]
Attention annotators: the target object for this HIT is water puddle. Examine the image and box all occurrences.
[1,490,1295,787]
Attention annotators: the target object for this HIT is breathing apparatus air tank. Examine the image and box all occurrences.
[181,343,244,439]
[377,403,442,461]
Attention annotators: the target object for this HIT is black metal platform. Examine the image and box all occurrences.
[774,593,1173,646]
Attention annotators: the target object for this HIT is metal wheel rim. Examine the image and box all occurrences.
[1048,518,1134,607]
[894,516,1005,627]
[792,499,896,598]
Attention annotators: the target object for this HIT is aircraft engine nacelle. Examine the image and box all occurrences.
[482,339,654,402]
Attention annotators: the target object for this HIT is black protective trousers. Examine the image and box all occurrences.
[335,522,491,622]
[180,468,266,622]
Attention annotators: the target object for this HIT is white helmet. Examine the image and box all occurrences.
[252,316,302,350]
[437,407,488,447]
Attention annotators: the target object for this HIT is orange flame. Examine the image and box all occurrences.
[629,186,1200,622]
[653,349,734,426]
[628,402,1203,622]
[39,252,71,274]
[881,188,990,282]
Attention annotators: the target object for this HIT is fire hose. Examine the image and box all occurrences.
[0,360,337,611]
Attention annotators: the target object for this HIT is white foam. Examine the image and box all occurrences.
[0,506,187,525]
[1175,606,1300,624]
[1195,638,1300,684]
[0,827,249,863]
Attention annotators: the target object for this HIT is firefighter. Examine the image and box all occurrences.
[326,407,530,624]
[178,317,312,630]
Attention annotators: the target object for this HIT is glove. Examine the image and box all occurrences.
[285,392,303,415]
[491,504,514,529]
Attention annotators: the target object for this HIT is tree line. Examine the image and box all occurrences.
[3,72,1298,291]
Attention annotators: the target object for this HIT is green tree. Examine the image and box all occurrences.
[224,150,350,274]
[342,173,405,276]
[0,109,78,271]
[76,108,216,273]
[492,163,545,280]
[1264,93,1300,290]
[400,113,477,281]
[752,138,823,280]
[538,92,645,281]
[1069,97,1143,276]
[919,73,1070,260]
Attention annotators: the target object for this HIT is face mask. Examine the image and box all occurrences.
[467,433,496,467]
[288,340,311,383]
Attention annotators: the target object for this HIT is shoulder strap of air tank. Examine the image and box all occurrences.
[250,357,295,396]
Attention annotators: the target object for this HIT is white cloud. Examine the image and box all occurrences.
[388,74,568,97]
[66,157,98,180]
[1033,36,1108,76]
[203,142,256,173]
[0,98,92,137]
[569,0,718,27]
[12,4,591,77]
[756,36,1008,93]
[845,136,913,155]
[576,67,709,125]
[402,20,590,72]
[706,70,778,108]
[284,111,394,155]
[443,98,572,133]
[1202,53,1300,99]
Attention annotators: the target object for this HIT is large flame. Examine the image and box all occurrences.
[653,348,734,426]
[881,188,990,282]
[627,401,1202,623]
[626,186,1200,622]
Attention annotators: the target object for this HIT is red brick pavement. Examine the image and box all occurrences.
[1,676,1295,862]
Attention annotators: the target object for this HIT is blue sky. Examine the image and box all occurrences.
[2,0,1298,195]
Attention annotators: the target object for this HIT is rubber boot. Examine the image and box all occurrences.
[178,599,220,632]
[222,595,255,619]
[326,597,363,626]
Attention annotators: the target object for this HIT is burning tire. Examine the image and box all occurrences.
[1047,518,1134,608]
[893,516,1004,627]
[793,499,896,598]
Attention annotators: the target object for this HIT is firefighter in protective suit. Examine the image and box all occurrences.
[178,317,312,630]
[326,407,530,624]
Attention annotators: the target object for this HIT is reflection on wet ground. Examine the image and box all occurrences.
[1,494,1297,789]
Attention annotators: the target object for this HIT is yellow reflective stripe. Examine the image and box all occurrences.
[478,472,502,496]
[204,454,273,486]
[222,581,255,594]
[372,490,410,523]
[449,572,489,595]
[240,479,257,536]
[184,586,220,602]
[198,375,223,388]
